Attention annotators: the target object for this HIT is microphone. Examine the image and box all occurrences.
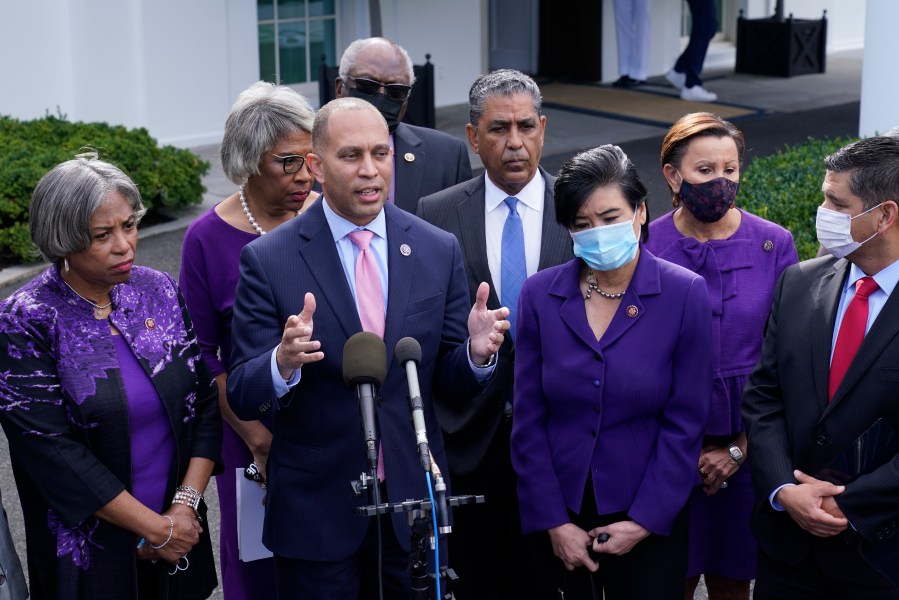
[343,332,387,475]
[429,451,451,535]
[396,337,431,473]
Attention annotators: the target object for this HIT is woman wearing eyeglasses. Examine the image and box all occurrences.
[179,81,317,600]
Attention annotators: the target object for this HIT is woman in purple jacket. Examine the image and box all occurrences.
[646,112,798,600]
[0,154,222,599]
[511,144,713,599]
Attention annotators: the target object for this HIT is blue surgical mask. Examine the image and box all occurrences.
[570,213,639,271]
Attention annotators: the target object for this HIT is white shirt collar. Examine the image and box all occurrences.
[484,170,545,214]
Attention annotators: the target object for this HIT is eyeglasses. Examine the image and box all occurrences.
[345,75,412,101]
[270,152,307,174]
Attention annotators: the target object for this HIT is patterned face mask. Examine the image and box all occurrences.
[677,174,740,223]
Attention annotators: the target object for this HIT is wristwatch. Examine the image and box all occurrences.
[727,443,745,466]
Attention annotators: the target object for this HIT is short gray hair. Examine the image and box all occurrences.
[220,81,316,184]
[338,37,416,87]
[312,97,386,154]
[30,152,146,263]
[469,69,542,127]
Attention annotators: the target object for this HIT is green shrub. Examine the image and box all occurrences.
[0,114,210,261]
[740,135,857,260]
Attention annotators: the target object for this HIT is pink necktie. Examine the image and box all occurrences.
[347,230,385,338]
[347,230,386,480]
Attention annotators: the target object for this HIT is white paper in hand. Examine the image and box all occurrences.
[235,467,273,561]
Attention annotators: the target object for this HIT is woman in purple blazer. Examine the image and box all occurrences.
[511,145,713,599]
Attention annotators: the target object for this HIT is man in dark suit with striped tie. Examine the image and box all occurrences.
[417,69,573,599]
[743,135,899,599]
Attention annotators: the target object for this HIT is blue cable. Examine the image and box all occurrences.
[426,471,441,600]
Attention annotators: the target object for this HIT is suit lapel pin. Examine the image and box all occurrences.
[400,244,412,256]
[145,317,156,330]
[404,152,415,163]
[626,305,638,318]
[763,240,774,252]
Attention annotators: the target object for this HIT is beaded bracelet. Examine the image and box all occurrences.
[150,515,174,550]
[172,485,203,516]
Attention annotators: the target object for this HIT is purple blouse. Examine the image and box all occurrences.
[645,209,798,435]
[113,334,174,514]
[179,207,258,375]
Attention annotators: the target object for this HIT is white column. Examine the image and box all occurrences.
[859,0,899,137]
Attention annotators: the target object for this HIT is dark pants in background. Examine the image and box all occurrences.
[674,0,718,88]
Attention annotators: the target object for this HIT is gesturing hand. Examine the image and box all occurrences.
[276,292,324,379]
[467,282,510,365]
[776,469,848,537]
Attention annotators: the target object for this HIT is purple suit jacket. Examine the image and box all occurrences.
[511,249,713,536]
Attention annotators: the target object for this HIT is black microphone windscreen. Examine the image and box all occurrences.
[395,337,422,366]
[343,332,387,387]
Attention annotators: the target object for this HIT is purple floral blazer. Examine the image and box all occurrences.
[0,266,221,600]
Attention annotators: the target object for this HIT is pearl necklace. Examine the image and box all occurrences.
[584,269,626,300]
[62,278,113,318]
[239,184,267,235]
[239,184,301,236]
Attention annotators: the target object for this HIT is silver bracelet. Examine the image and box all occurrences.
[150,515,174,550]
[172,485,203,515]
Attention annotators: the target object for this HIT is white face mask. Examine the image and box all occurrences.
[815,203,883,259]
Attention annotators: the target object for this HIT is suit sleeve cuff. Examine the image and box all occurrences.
[271,344,302,396]
[769,483,794,511]
[467,338,496,383]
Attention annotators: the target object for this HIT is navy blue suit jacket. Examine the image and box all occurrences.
[227,200,483,560]
[392,122,472,213]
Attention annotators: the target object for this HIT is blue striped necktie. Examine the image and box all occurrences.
[501,196,526,338]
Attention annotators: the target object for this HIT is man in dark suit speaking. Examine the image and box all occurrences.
[743,135,899,599]
[335,37,472,213]
[417,69,573,599]
[227,97,509,600]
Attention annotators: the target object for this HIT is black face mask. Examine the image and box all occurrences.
[346,88,405,133]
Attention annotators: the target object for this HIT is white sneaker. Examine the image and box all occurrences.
[681,85,717,102]
[665,69,686,91]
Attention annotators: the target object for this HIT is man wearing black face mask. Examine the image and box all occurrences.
[743,135,899,598]
[335,37,472,213]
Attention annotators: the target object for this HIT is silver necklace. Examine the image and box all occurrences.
[585,269,626,300]
[62,278,113,318]
[239,184,266,235]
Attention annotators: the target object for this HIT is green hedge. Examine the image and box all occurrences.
[0,114,210,261]
[740,135,858,260]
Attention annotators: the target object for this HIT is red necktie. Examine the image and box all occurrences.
[347,230,386,480]
[829,276,879,401]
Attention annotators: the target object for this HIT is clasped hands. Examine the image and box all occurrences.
[697,444,740,496]
[548,520,650,573]
[136,504,202,565]
[275,283,509,378]
[775,469,848,537]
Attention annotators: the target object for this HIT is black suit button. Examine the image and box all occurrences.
[591,430,597,437]
[594,405,601,413]
[594,353,602,361]
[816,435,830,446]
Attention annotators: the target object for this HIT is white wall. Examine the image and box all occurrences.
[0,0,75,120]
[859,0,899,137]
[378,0,485,107]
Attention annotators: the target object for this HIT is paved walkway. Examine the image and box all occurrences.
[0,49,867,599]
